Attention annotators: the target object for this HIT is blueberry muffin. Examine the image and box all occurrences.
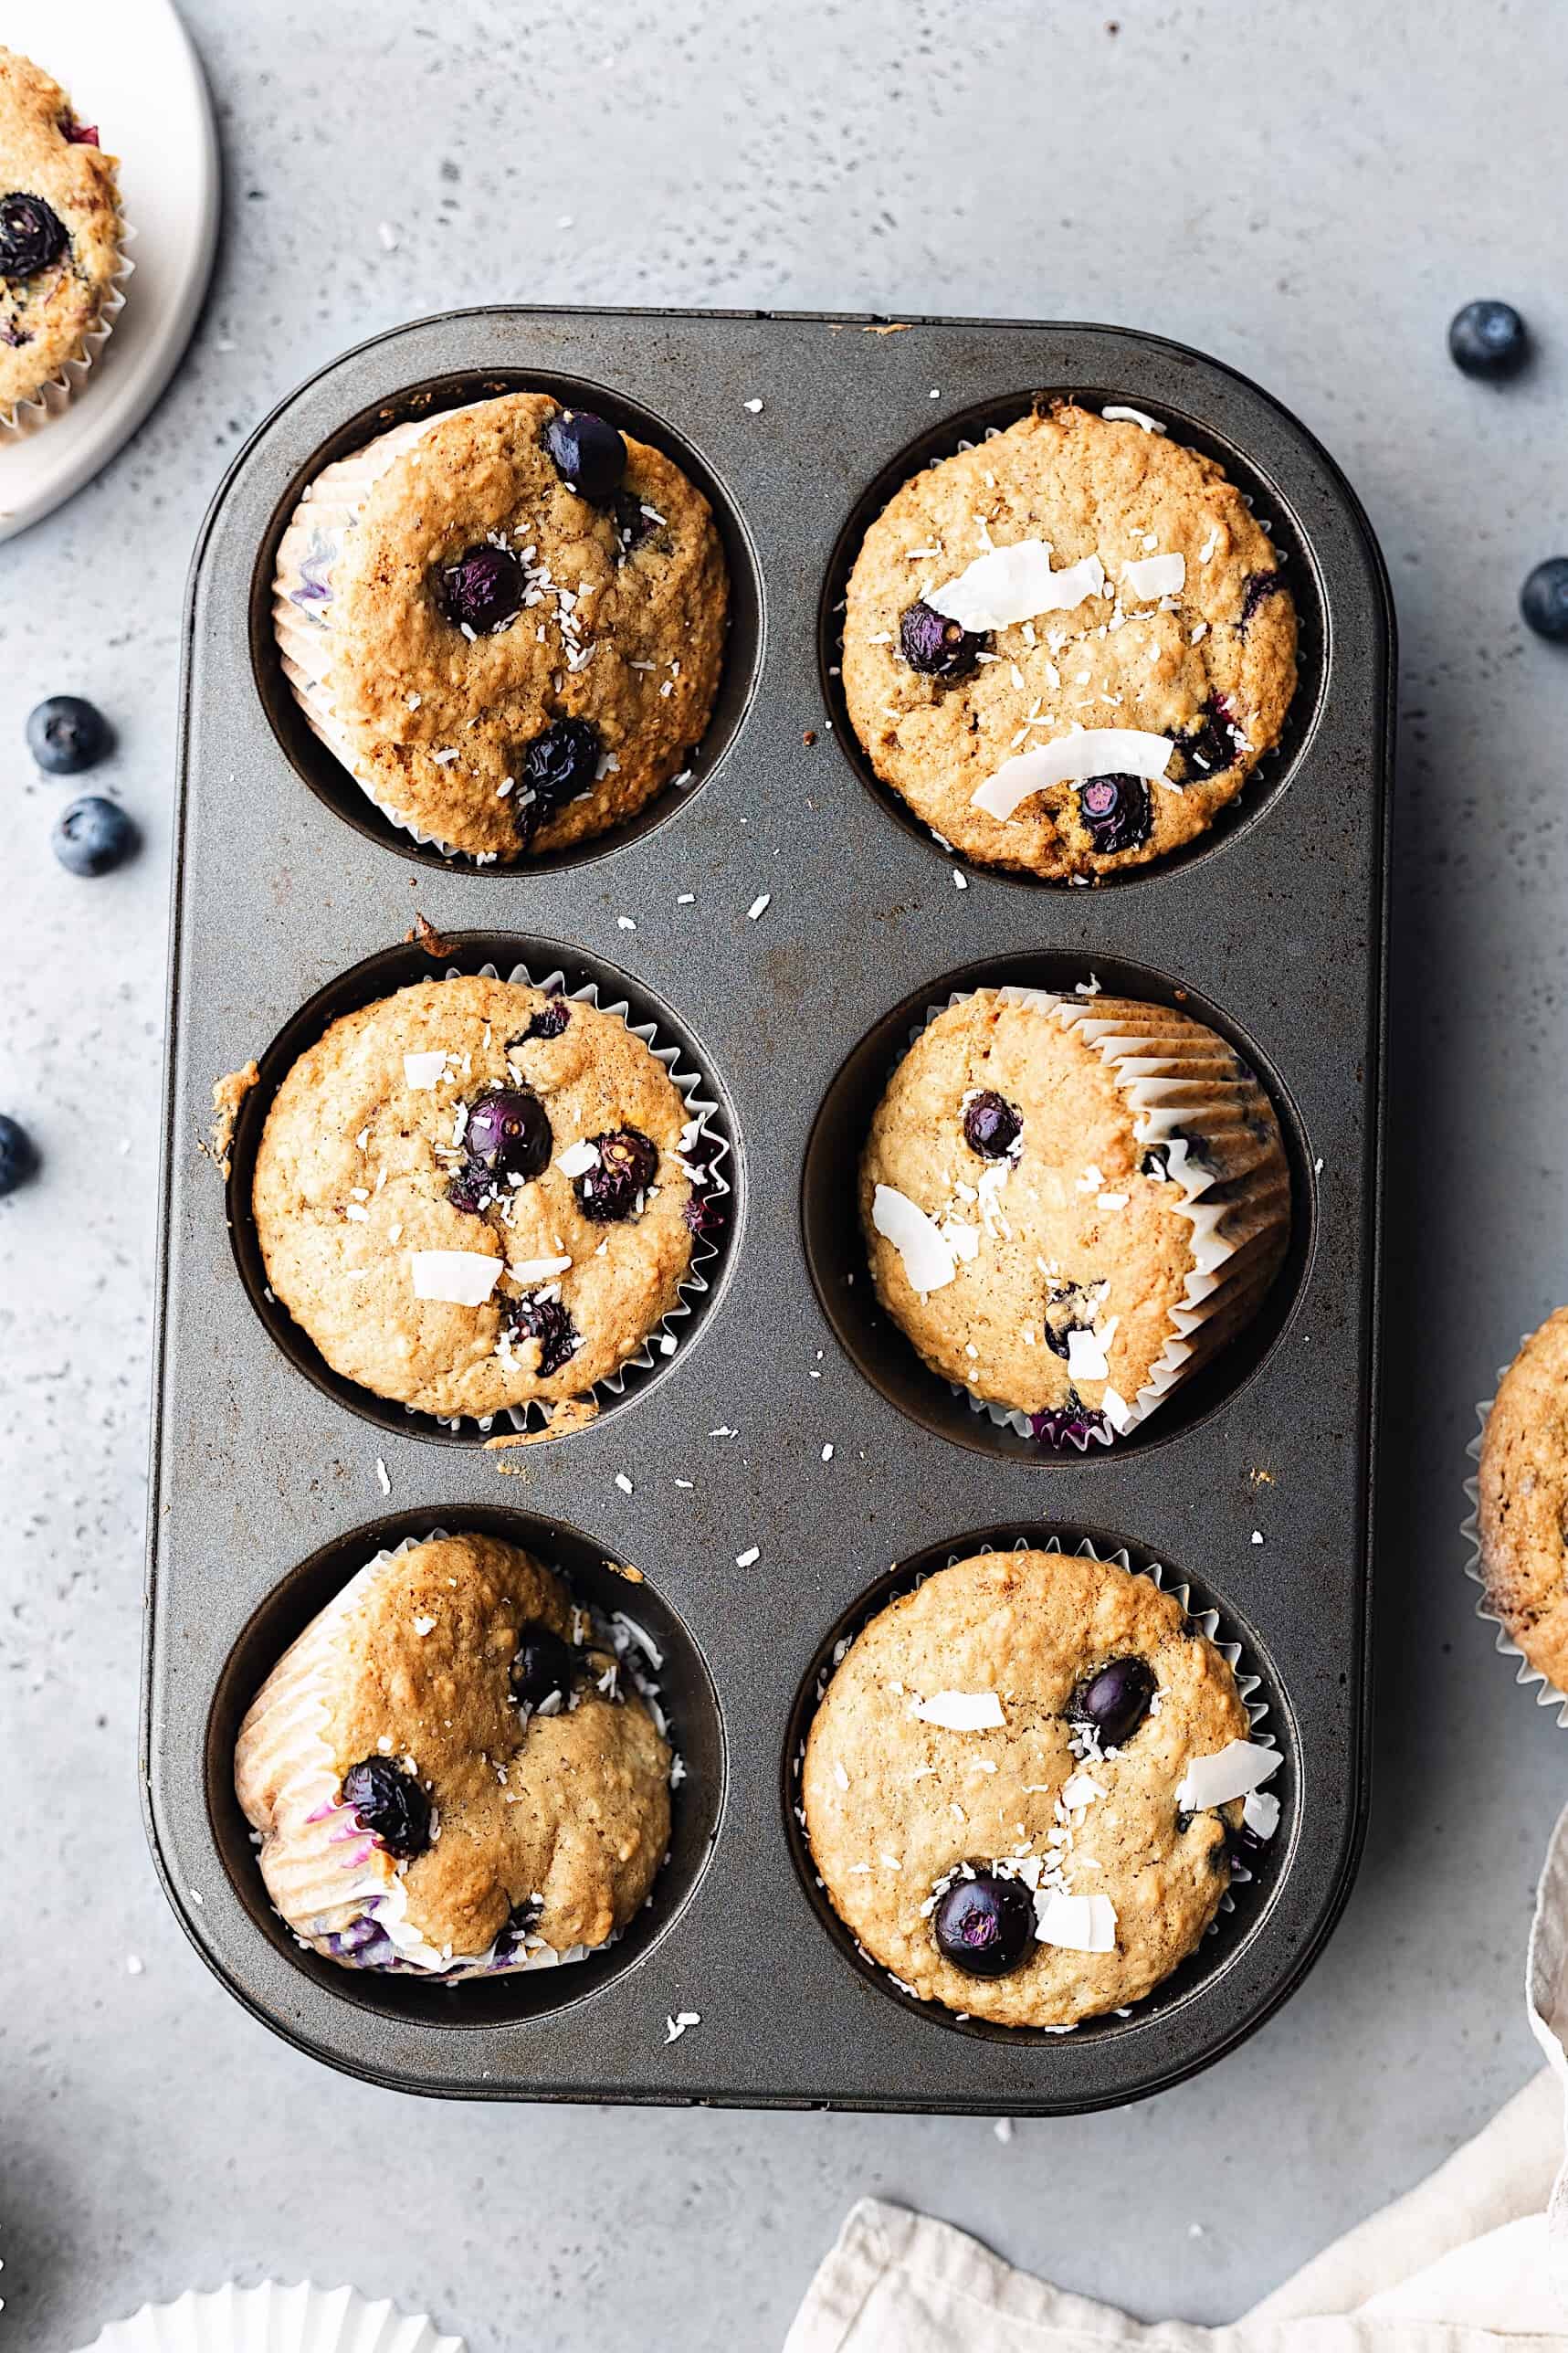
[235,1532,673,1976]
[1477,1308,1568,1696]
[251,975,721,1420]
[272,391,729,860]
[861,987,1289,1445]
[842,405,1297,879]
[0,48,124,426]
[803,1546,1280,2027]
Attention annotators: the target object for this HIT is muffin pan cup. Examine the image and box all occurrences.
[146,307,1392,2111]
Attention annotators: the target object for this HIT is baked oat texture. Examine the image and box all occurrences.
[251,975,699,1419]
[1477,1305,1568,1695]
[802,1547,1251,2027]
[236,1533,672,1962]
[281,390,729,859]
[0,49,122,418]
[859,987,1289,1426]
[842,406,1298,878]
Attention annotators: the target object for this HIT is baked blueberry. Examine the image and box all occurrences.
[1070,1654,1155,1746]
[1172,697,1236,778]
[931,1868,1035,1977]
[1029,1401,1110,1451]
[1448,300,1529,380]
[1239,571,1287,626]
[51,796,136,876]
[0,1113,37,1196]
[510,1622,575,1711]
[899,599,984,679]
[464,1088,552,1183]
[0,192,68,279]
[613,489,659,554]
[437,543,524,634]
[445,1160,492,1216]
[963,1090,1021,1158]
[542,408,626,503]
[341,1756,433,1859]
[26,695,110,775]
[519,717,602,832]
[574,1127,659,1222]
[513,998,571,1044]
[1076,771,1152,853]
[1521,558,1568,644]
[508,1290,581,1378]
[1042,1280,1100,1358]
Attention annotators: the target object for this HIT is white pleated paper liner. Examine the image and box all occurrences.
[235,1528,679,1981]
[888,986,1289,1451]
[1,216,136,438]
[1462,1343,1568,1726]
[789,1534,1282,2032]
[77,2281,464,2353]
[428,958,731,1437]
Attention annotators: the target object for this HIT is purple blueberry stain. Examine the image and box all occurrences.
[511,998,571,1046]
[1076,771,1152,854]
[1029,1399,1111,1452]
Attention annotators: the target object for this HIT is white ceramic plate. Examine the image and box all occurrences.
[0,0,218,541]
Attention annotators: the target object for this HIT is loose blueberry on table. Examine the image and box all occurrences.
[51,796,136,876]
[1069,1654,1155,1746]
[437,544,524,634]
[340,1756,433,1859]
[1521,558,1568,644]
[0,192,68,278]
[27,695,111,775]
[542,409,626,503]
[963,1090,1021,1158]
[0,1113,37,1197]
[510,1623,575,1711]
[1447,300,1529,380]
[931,1868,1036,1977]
[574,1127,659,1222]
[899,599,985,679]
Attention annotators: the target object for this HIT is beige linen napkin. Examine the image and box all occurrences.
[786,1799,1568,2353]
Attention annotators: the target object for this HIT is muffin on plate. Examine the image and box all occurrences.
[0,47,126,429]
[860,985,1289,1446]
[1476,1307,1568,1701]
[802,1546,1281,2027]
[841,404,1297,880]
[235,1532,673,1977]
[251,973,721,1422]
[272,390,730,860]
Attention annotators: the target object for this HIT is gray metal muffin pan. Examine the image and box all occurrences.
[144,307,1393,2111]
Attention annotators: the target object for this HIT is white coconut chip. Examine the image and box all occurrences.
[926,541,1106,631]
[1176,1739,1281,1811]
[1243,1788,1281,1840]
[555,1138,600,1179]
[507,1254,573,1283]
[1101,405,1166,434]
[1066,1326,1110,1384]
[908,1690,1005,1731]
[871,1184,956,1293]
[1122,551,1185,600]
[402,1050,449,1089]
[1036,1890,1118,1951]
[409,1250,501,1306]
[971,728,1174,819]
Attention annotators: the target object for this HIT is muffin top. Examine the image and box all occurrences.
[252,975,711,1420]
[0,48,121,417]
[1477,1307,1568,1695]
[279,390,729,860]
[841,406,1297,880]
[860,987,1288,1434]
[803,1548,1267,2027]
[236,1534,672,1966]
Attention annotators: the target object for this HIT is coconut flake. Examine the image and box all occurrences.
[1066,1326,1110,1384]
[1036,1891,1117,1951]
[908,1690,1005,1731]
[1101,405,1166,434]
[507,1254,573,1282]
[403,1050,449,1089]
[1176,1739,1282,1811]
[1122,552,1185,600]
[871,1185,956,1293]
[927,541,1105,631]
[971,728,1174,819]
[1061,1771,1105,1810]
[409,1250,501,1306]
[1243,1788,1281,1840]
[555,1139,600,1179]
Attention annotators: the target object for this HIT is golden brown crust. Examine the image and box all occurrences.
[842,406,1297,879]
[252,976,698,1419]
[803,1549,1250,2026]
[0,48,121,417]
[1478,1307,1568,1694]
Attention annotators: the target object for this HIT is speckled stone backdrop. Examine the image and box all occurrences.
[2,2,1564,2347]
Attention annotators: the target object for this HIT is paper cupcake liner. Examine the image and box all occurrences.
[236,1529,679,1979]
[1,215,136,438]
[895,985,1289,1447]
[77,2279,464,2353]
[402,957,730,1436]
[1462,1344,1568,1725]
[790,1534,1281,2030]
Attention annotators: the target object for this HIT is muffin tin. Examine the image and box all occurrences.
[145,308,1392,2111]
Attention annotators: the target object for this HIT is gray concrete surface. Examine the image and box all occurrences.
[3,2,1566,2345]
